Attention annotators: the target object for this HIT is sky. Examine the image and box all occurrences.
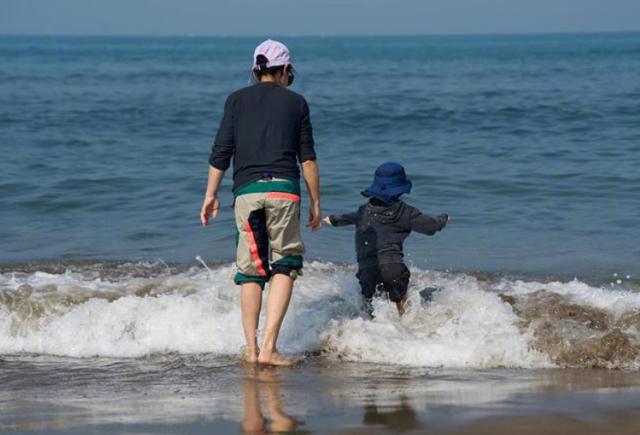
[1,0,639,36]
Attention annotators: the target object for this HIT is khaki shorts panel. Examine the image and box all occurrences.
[234,193,266,277]
[264,194,305,264]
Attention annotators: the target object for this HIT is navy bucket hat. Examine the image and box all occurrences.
[362,162,412,205]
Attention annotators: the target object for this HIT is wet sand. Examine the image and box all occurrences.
[1,356,640,434]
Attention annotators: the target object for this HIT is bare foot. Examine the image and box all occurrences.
[258,351,295,366]
[244,347,260,364]
[270,414,298,432]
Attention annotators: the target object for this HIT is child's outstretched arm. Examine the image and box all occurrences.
[409,207,449,235]
[323,210,361,227]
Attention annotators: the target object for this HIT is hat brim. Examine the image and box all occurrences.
[251,63,296,74]
[362,181,412,198]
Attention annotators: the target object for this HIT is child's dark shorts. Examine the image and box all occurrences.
[356,263,410,303]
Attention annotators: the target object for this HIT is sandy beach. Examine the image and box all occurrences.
[2,356,640,434]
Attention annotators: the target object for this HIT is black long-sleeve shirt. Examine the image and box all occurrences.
[329,200,448,269]
[209,81,316,192]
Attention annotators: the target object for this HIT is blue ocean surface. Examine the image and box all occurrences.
[4,35,640,432]
[1,33,639,280]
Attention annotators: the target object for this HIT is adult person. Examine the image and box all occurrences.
[200,39,321,366]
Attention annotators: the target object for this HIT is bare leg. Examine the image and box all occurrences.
[241,373,265,433]
[261,368,298,431]
[396,296,408,316]
[241,283,263,363]
[258,274,294,366]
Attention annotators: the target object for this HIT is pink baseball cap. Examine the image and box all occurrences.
[252,39,296,73]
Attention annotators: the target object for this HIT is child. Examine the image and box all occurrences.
[323,162,449,316]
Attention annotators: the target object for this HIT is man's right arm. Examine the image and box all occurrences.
[302,159,321,231]
[299,97,321,230]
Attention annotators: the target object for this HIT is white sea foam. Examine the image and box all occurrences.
[1,262,639,368]
[495,276,640,319]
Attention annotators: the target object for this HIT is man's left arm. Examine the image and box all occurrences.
[201,95,234,226]
[200,165,225,226]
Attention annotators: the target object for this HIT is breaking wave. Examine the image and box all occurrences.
[1,261,639,369]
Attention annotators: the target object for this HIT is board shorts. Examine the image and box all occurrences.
[356,263,410,303]
[233,178,304,288]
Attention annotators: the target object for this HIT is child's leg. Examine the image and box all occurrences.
[356,267,379,299]
[380,264,411,315]
[356,267,379,316]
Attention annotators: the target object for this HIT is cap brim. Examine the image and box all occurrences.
[251,62,296,73]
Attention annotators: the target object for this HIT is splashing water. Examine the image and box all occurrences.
[1,261,639,369]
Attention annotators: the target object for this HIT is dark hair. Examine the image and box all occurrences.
[254,54,286,79]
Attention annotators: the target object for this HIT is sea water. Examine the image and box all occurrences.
[0,34,640,365]
[1,34,639,277]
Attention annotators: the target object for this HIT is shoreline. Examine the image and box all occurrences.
[2,357,640,434]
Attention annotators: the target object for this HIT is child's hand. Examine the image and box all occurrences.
[322,216,332,226]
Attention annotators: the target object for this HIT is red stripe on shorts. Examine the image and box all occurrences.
[244,220,268,277]
[265,192,301,202]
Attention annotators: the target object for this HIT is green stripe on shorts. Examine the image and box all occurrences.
[234,179,300,197]
[272,255,303,268]
[234,272,269,286]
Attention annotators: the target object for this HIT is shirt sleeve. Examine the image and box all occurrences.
[329,210,361,227]
[409,206,448,236]
[298,98,316,162]
[208,94,235,170]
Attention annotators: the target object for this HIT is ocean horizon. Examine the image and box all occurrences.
[2,29,639,37]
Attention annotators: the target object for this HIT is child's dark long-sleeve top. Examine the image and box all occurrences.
[328,200,448,269]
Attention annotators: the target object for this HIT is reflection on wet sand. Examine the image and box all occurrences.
[3,356,640,433]
[363,395,421,432]
[241,365,304,434]
[440,412,640,435]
